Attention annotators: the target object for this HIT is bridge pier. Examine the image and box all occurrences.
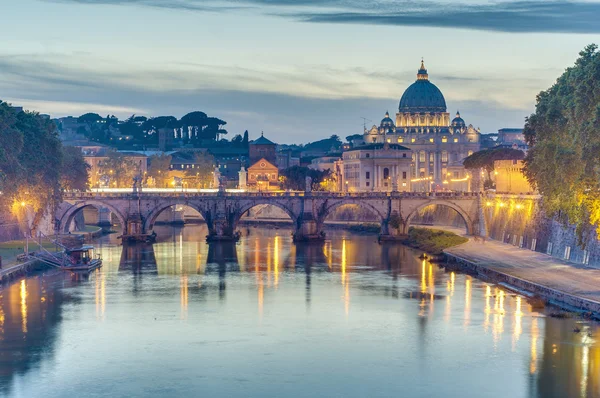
[293,215,325,243]
[97,206,113,227]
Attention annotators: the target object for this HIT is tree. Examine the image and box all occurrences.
[231,134,243,145]
[185,152,215,188]
[61,146,90,191]
[280,166,331,191]
[463,147,525,185]
[242,130,249,146]
[522,44,600,242]
[98,150,139,187]
[77,113,103,123]
[147,154,172,187]
[346,134,363,143]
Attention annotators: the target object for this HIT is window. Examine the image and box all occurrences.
[429,153,434,162]
[453,138,458,143]
[429,138,434,143]
[366,153,370,158]
[402,171,407,179]
[419,151,426,162]
[468,150,473,156]
[441,150,448,162]
[411,138,416,143]
[366,172,370,179]
[398,137,404,143]
[383,168,390,180]
[454,172,459,179]
[366,182,370,187]
[442,136,447,143]
[402,153,407,158]
[387,138,391,143]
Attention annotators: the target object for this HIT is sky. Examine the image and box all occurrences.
[1,0,599,143]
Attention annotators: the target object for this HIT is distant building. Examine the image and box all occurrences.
[309,153,342,172]
[276,149,300,170]
[494,159,535,194]
[361,61,481,191]
[71,144,147,187]
[247,158,279,191]
[498,128,524,144]
[249,134,277,165]
[341,143,412,192]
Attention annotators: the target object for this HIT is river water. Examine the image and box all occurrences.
[0,225,599,398]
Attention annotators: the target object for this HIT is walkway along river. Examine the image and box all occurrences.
[0,225,598,397]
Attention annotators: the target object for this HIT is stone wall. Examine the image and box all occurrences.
[484,196,600,267]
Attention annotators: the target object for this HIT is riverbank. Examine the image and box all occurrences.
[401,227,468,255]
[444,237,600,320]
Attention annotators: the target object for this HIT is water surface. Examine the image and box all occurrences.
[0,226,598,398]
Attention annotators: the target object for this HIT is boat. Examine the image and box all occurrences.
[30,244,102,273]
[61,245,103,272]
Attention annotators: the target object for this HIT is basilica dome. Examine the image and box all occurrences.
[451,111,466,127]
[398,61,447,114]
[380,111,394,127]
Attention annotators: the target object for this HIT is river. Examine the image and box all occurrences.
[0,225,598,398]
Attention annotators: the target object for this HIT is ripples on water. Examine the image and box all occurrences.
[0,225,598,398]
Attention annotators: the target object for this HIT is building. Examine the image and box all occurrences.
[309,152,342,172]
[73,144,147,187]
[494,159,535,194]
[249,134,277,165]
[362,60,481,191]
[498,128,525,144]
[247,158,279,191]
[341,143,412,192]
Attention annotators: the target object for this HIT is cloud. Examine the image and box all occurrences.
[43,0,600,34]
[0,52,533,142]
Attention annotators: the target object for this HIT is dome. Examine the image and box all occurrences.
[398,61,447,113]
[451,111,465,127]
[380,111,394,127]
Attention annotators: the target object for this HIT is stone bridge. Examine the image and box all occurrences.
[55,191,483,242]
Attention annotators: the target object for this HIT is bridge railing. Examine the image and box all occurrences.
[64,190,483,200]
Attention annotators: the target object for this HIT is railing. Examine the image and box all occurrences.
[63,190,482,200]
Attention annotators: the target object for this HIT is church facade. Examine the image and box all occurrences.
[362,61,481,191]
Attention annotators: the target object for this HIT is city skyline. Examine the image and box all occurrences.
[2,0,599,143]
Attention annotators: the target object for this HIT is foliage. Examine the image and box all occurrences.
[522,44,600,242]
[402,227,468,255]
[280,166,331,191]
[388,213,402,230]
[147,154,172,187]
[61,146,90,191]
[0,101,84,230]
[463,146,525,186]
[77,113,103,123]
[185,151,215,188]
[98,150,140,187]
[303,135,342,152]
[346,134,363,143]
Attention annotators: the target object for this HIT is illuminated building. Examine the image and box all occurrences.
[362,60,481,191]
[341,143,412,192]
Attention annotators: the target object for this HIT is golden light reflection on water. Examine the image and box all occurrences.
[180,275,188,319]
[530,318,539,375]
[512,296,523,351]
[20,279,27,334]
[274,236,279,288]
[341,239,350,316]
[484,285,492,332]
[464,277,471,328]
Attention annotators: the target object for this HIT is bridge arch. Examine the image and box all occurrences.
[404,200,474,235]
[143,201,208,233]
[59,200,127,234]
[233,200,299,229]
[317,199,387,227]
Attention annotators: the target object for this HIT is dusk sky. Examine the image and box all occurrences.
[2,0,599,143]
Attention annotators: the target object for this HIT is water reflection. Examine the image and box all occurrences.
[0,225,598,397]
